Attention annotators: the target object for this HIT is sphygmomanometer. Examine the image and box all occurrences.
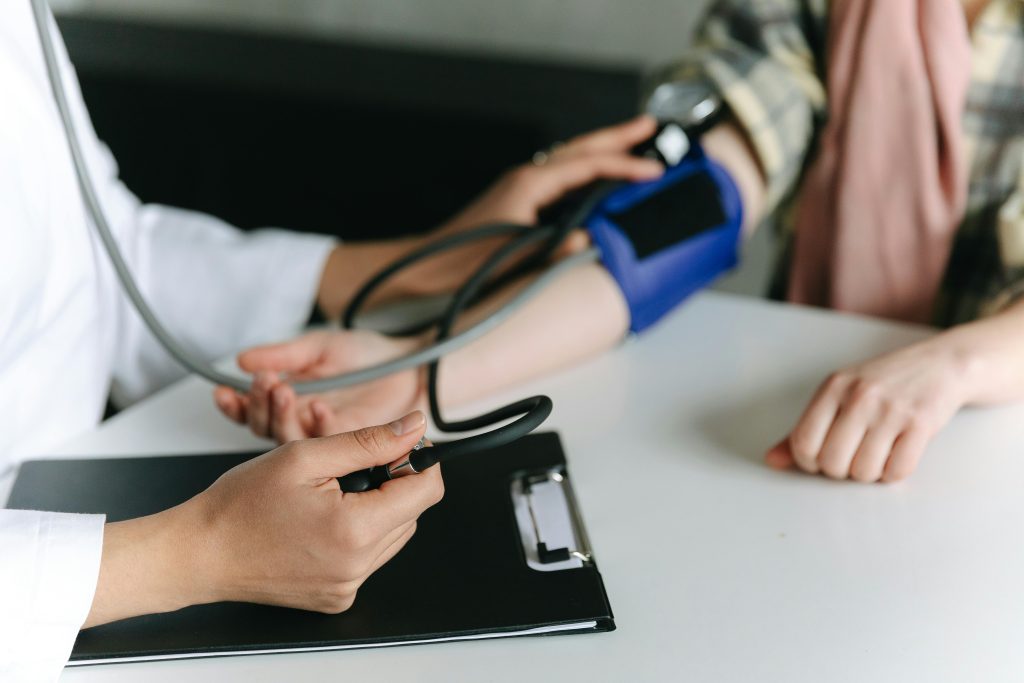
[30,0,740,489]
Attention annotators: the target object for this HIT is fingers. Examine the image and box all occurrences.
[310,400,340,437]
[883,429,930,482]
[816,405,870,480]
[269,384,307,442]
[311,411,428,477]
[764,439,795,470]
[787,374,850,474]
[246,371,277,439]
[775,371,936,483]
[238,331,328,374]
[561,115,659,157]
[848,424,901,483]
[529,153,663,209]
[353,463,445,533]
[221,373,321,443]
[214,386,247,424]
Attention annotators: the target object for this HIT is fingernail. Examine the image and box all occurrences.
[214,394,228,410]
[389,410,425,435]
[274,390,288,410]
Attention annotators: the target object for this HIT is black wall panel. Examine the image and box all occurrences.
[58,17,643,241]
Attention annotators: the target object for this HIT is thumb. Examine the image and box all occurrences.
[765,438,796,470]
[238,332,329,374]
[309,411,427,478]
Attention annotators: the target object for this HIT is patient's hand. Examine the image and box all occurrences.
[764,337,971,483]
[215,330,427,442]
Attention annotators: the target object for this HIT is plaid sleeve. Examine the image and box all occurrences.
[648,0,829,212]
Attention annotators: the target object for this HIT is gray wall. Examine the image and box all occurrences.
[51,0,713,67]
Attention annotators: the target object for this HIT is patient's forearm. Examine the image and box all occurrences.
[436,263,629,406]
[429,123,764,407]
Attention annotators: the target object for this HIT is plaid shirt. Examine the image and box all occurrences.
[652,0,1024,326]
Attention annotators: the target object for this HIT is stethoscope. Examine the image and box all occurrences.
[28,0,608,490]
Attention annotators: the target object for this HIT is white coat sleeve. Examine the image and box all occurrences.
[49,13,337,405]
[0,510,104,682]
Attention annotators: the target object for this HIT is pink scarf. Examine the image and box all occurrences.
[788,0,973,323]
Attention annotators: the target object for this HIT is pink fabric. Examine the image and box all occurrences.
[788,0,973,323]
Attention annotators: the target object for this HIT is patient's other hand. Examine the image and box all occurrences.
[215,330,427,442]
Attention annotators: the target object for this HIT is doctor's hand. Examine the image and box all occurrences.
[316,116,664,318]
[214,330,427,442]
[85,412,443,628]
[763,339,971,483]
[440,114,663,233]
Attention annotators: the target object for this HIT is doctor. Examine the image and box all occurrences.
[0,3,660,680]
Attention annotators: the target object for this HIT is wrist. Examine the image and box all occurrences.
[84,502,213,628]
[915,327,989,408]
[935,325,1002,406]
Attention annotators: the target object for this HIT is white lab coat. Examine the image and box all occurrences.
[0,4,335,680]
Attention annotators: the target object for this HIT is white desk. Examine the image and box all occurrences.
[8,291,1024,681]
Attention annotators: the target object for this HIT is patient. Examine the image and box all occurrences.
[218,0,1024,484]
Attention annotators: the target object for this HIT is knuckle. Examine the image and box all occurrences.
[352,427,391,459]
[823,371,848,392]
[790,448,820,473]
[275,441,305,466]
[905,411,929,432]
[904,413,932,435]
[336,523,375,552]
[787,429,817,462]
[848,379,881,406]
[316,586,357,614]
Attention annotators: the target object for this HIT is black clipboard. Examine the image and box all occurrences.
[6,432,614,665]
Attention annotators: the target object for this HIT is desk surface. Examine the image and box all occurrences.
[11,291,1024,682]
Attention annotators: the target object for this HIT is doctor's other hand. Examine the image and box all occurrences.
[85,413,443,627]
[763,338,971,483]
[214,329,427,442]
[316,116,663,318]
[441,114,663,233]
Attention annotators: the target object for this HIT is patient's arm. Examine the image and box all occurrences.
[215,120,768,441]
[433,117,770,409]
[214,262,629,440]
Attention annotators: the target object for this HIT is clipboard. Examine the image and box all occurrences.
[6,432,614,665]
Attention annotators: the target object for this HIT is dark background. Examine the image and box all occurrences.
[58,16,645,241]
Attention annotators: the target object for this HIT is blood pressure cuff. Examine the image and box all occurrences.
[584,144,743,333]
